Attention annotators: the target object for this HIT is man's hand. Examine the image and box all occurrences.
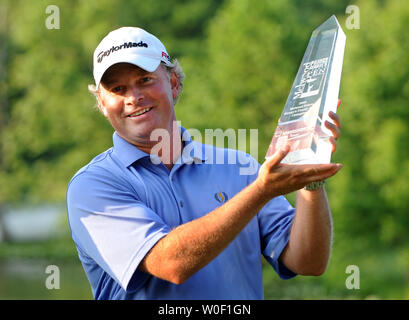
[256,147,342,199]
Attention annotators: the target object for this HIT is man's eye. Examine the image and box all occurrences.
[141,77,152,83]
[112,86,125,93]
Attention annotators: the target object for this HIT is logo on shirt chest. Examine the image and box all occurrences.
[214,191,228,204]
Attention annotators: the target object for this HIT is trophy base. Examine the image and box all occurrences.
[280,136,332,164]
[266,119,332,164]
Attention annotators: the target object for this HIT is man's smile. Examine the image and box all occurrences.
[127,107,153,117]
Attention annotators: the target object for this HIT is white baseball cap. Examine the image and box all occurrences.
[93,27,172,87]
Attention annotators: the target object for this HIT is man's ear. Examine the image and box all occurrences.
[96,93,108,117]
[170,71,179,101]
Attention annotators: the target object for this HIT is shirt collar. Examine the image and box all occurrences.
[112,132,149,168]
[112,127,208,168]
[180,126,208,164]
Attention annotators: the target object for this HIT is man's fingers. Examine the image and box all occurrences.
[311,163,342,181]
[298,163,342,180]
[328,111,342,130]
[329,136,337,154]
[325,120,341,140]
[265,145,290,168]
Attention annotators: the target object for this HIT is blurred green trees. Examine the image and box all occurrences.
[337,0,409,248]
[1,0,409,298]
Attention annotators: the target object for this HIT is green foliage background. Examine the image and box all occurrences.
[1,0,409,299]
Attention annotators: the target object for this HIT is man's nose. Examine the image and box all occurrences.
[125,86,144,104]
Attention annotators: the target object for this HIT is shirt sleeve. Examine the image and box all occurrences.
[66,168,171,292]
[246,158,297,279]
[257,197,297,279]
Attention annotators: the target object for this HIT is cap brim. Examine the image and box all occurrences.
[94,54,161,87]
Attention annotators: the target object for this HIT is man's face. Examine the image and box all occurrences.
[97,63,179,147]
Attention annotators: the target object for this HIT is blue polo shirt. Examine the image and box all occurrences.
[66,128,296,300]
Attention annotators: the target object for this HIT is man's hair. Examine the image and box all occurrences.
[88,59,185,110]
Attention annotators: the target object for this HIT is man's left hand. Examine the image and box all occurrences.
[325,99,342,154]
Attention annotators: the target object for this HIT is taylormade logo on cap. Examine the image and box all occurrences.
[97,41,148,63]
[93,27,172,86]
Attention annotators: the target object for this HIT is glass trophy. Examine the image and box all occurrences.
[266,15,346,164]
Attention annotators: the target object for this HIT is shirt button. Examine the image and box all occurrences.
[179,201,184,208]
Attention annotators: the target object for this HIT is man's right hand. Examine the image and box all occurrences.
[255,145,342,199]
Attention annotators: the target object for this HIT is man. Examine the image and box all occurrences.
[67,27,342,299]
